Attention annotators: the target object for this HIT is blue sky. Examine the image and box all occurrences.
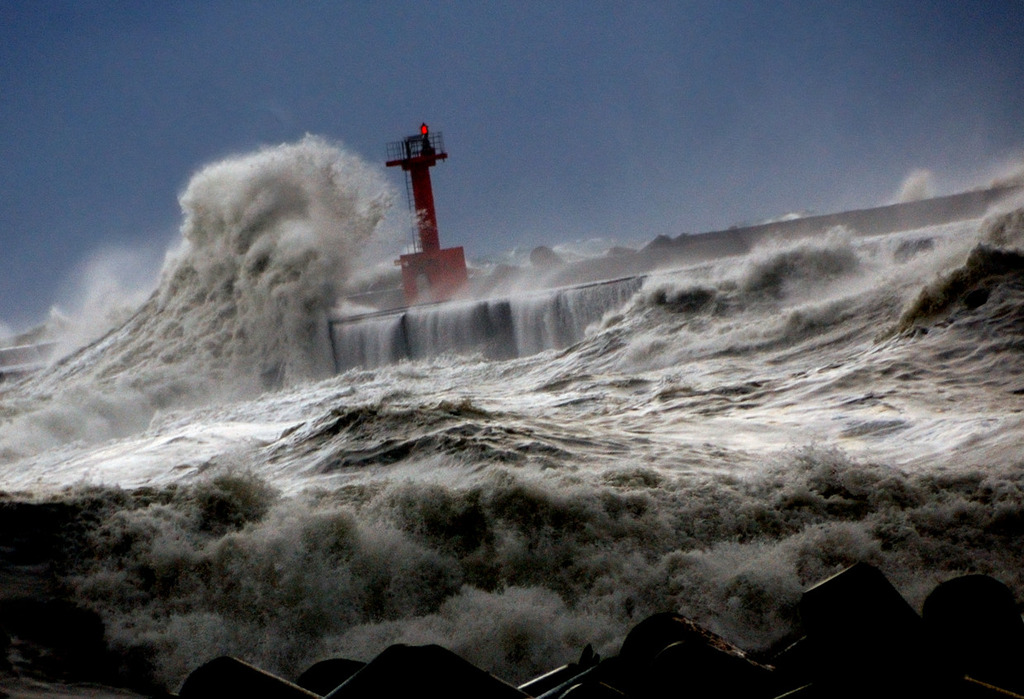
[2,1,1023,331]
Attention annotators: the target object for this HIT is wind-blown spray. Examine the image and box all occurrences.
[1,136,394,457]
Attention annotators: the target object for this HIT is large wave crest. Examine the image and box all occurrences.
[1,136,395,458]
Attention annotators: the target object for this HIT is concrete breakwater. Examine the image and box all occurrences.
[330,184,1022,370]
[549,184,1024,288]
[329,276,643,370]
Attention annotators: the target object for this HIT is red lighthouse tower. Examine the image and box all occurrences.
[387,124,468,304]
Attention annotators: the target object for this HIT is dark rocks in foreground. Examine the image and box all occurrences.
[177,563,1024,698]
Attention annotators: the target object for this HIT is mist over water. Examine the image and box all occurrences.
[2,137,1024,694]
[894,169,935,203]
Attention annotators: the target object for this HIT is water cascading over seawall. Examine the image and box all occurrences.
[329,276,643,370]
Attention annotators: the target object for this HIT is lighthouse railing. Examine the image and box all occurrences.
[386,132,446,162]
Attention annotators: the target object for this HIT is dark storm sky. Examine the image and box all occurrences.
[2,1,1022,331]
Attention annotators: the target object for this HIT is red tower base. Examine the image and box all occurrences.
[398,246,469,303]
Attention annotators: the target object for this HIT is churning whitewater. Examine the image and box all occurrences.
[2,138,1024,694]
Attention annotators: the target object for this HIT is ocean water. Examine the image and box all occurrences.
[2,138,1024,694]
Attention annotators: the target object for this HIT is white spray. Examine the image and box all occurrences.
[0,136,395,458]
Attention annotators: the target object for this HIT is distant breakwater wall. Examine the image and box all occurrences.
[551,184,1023,287]
[329,185,1021,369]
